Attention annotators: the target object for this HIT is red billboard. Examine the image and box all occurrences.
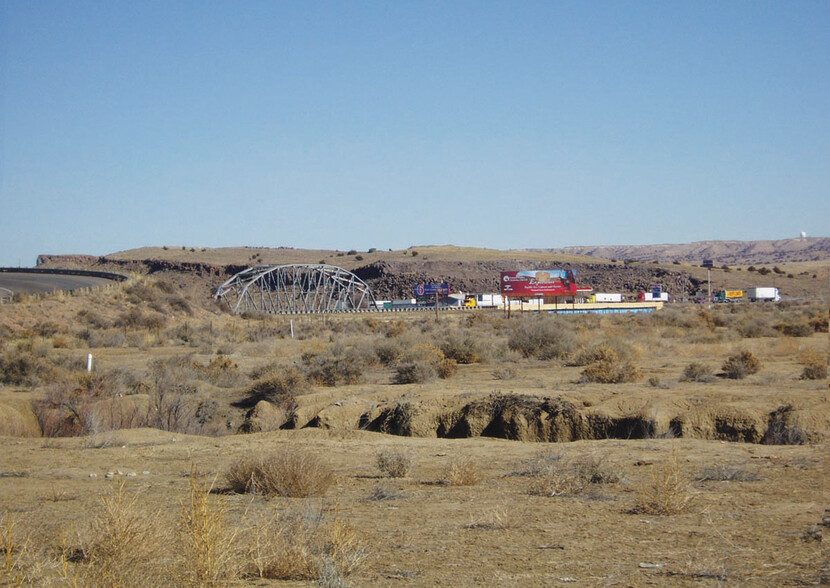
[500,269,578,297]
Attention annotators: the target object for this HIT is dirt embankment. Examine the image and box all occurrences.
[37,255,704,301]
[236,393,825,446]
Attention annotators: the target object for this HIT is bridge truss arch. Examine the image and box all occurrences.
[215,264,377,315]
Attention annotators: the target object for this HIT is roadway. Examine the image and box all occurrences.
[0,271,120,296]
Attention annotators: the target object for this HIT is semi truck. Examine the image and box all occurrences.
[463,293,503,308]
[746,287,781,302]
[714,290,744,303]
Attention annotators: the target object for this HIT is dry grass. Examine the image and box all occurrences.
[81,481,169,587]
[441,456,482,486]
[246,506,368,582]
[798,350,827,380]
[225,449,335,497]
[721,350,762,379]
[376,448,415,478]
[176,472,240,586]
[526,454,621,497]
[633,449,693,515]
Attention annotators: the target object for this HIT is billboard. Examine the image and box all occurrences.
[415,283,450,297]
[500,270,578,297]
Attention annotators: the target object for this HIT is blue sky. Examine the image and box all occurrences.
[1,1,828,266]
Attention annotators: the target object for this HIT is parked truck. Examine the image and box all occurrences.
[714,290,744,303]
[746,287,781,302]
[637,291,669,302]
[589,293,623,303]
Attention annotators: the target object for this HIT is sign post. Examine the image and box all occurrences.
[702,260,714,306]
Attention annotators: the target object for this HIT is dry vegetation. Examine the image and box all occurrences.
[0,270,828,585]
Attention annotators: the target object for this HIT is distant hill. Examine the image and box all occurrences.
[536,238,830,266]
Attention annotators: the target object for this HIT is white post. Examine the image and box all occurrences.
[290,319,294,339]
[87,353,93,372]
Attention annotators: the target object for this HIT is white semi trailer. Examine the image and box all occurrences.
[746,287,781,302]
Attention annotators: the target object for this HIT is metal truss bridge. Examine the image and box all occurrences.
[215,264,377,315]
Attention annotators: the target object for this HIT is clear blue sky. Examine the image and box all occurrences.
[1,1,828,266]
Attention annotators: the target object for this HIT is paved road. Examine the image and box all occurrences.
[0,272,116,295]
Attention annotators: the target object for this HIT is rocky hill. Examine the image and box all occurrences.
[539,237,830,265]
[34,240,827,302]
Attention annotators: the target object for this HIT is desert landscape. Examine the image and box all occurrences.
[1,242,828,587]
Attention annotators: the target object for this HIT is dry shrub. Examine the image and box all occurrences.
[507,317,576,360]
[579,355,641,384]
[1,510,26,578]
[442,456,482,486]
[528,468,588,497]
[394,362,434,384]
[526,454,620,497]
[374,339,403,366]
[798,351,827,380]
[680,362,714,383]
[808,313,828,333]
[376,448,415,478]
[465,508,511,531]
[0,347,51,386]
[774,322,814,337]
[246,506,367,582]
[194,355,243,387]
[569,339,638,367]
[81,481,169,587]
[695,465,760,482]
[305,353,367,386]
[440,333,482,364]
[762,405,810,445]
[492,365,517,380]
[436,358,458,379]
[176,473,240,586]
[226,450,334,497]
[248,367,308,402]
[721,351,761,380]
[633,450,692,515]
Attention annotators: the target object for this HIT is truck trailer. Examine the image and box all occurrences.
[590,293,623,303]
[715,290,744,303]
[637,292,669,302]
[746,287,781,302]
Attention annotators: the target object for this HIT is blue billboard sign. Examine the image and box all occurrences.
[415,283,450,297]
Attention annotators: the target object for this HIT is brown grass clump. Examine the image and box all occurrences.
[507,317,576,360]
[633,450,692,515]
[436,358,458,379]
[442,456,482,486]
[579,353,641,384]
[1,510,26,579]
[526,454,622,497]
[798,351,827,380]
[226,449,335,497]
[680,362,715,383]
[721,350,761,380]
[248,367,308,401]
[247,506,368,582]
[81,481,169,587]
[376,448,415,478]
[440,334,481,364]
[176,472,240,586]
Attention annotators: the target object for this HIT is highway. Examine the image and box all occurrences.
[0,271,120,296]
